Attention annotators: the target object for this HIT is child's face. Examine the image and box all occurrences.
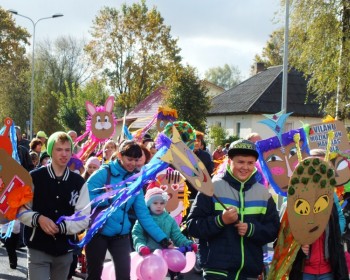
[150,199,166,215]
[87,163,99,175]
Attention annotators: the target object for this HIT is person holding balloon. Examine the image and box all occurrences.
[85,140,172,280]
[132,187,197,280]
[186,139,280,280]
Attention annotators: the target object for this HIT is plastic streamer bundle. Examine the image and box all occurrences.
[57,133,172,247]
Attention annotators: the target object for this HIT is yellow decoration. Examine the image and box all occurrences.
[158,106,178,119]
[293,133,302,163]
[322,115,335,123]
[324,131,335,162]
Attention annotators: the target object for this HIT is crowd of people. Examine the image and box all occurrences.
[1,125,350,280]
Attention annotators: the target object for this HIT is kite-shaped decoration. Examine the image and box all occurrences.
[287,157,335,245]
[160,126,214,197]
[259,110,293,147]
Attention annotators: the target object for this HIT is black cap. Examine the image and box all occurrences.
[228,139,259,160]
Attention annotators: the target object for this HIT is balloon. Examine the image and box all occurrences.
[162,249,186,272]
[153,249,163,258]
[180,251,196,273]
[140,254,168,280]
[101,261,115,280]
[130,252,143,280]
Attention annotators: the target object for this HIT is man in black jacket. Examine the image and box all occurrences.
[18,132,91,280]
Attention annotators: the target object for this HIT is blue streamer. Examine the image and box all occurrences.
[123,125,133,140]
[0,221,15,239]
[59,137,172,248]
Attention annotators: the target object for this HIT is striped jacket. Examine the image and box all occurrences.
[187,169,280,279]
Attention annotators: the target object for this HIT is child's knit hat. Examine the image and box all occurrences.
[145,187,169,207]
[85,156,101,168]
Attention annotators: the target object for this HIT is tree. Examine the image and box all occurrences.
[55,78,110,134]
[85,0,183,113]
[204,64,241,90]
[166,66,211,132]
[252,28,284,70]
[33,36,91,134]
[282,0,350,118]
[0,8,30,129]
[208,124,227,147]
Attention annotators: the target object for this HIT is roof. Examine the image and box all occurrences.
[208,66,322,117]
[126,87,165,129]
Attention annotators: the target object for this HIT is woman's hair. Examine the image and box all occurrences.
[29,138,42,151]
[120,140,142,158]
[103,139,118,151]
[140,145,151,164]
[111,140,142,160]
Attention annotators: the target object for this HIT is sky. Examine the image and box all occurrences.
[0,0,283,80]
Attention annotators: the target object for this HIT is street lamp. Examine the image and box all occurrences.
[8,10,63,139]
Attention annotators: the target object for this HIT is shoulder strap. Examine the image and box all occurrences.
[103,165,112,185]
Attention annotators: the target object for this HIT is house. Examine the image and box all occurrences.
[115,81,225,135]
[207,65,324,146]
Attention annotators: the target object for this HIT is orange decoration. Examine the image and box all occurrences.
[4,185,33,220]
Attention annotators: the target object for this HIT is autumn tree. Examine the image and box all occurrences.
[204,64,242,90]
[0,8,30,129]
[85,1,182,114]
[166,66,211,132]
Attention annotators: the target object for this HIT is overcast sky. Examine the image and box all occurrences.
[1,0,283,79]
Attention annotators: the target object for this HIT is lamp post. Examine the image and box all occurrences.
[8,10,63,139]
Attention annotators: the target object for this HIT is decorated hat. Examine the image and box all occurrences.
[228,139,259,159]
[37,131,48,139]
[145,187,169,207]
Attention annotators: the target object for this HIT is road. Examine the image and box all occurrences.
[0,246,202,280]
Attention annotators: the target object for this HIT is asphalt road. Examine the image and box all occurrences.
[0,246,202,280]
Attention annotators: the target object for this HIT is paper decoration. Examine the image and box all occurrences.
[287,157,335,245]
[256,128,310,196]
[161,126,214,197]
[259,110,293,146]
[156,106,178,132]
[0,118,33,222]
[75,96,117,162]
[306,120,350,153]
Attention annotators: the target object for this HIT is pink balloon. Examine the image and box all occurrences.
[162,249,186,272]
[181,251,196,273]
[140,254,168,280]
[153,249,163,258]
[130,252,143,280]
[101,261,115,280]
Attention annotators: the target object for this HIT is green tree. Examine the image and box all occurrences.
[0,8,30,129]
[55,78,110,134]
[85,0,182,113]
[209,124,227,147]
[284,0,350,117]
[204,64,241,90]
[252,28,284,70]
[166,66,211,132]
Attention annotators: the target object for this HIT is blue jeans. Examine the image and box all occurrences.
[303,273,334,280]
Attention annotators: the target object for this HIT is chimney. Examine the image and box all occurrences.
[254,62,266,75]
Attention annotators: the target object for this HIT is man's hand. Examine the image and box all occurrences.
[221,206,238,225]
[234,221,248,236]
[38,215,59,237]
[301,244,310,256]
